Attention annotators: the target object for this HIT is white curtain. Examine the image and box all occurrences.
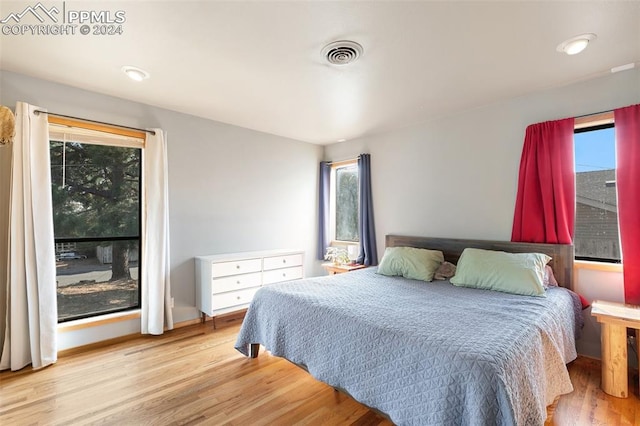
[141,129,173,334]
[0,102,57,371]
[0,111,11,367]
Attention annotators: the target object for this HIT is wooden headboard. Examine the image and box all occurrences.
[385,235,574,290]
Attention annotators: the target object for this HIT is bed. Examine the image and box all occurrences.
[235,235,582,425]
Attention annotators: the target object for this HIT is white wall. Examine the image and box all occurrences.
[0,71,323,350]
[325,68,640,358]
[574,266,625,358]
[325,69,640,250]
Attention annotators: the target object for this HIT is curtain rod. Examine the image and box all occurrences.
[33,110,156,136]
[325,154,362,165]
[574,109,613,119]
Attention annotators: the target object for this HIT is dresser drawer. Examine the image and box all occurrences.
[211,258,262,278]
[263,254,303,271]
[212,287,259,310]
[212,272,262,294]
[263,266,303,285]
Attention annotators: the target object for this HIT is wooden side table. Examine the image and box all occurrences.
[322,263,367,275]
[591,300,640,398]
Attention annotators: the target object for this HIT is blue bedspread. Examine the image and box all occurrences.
[235,268,581,425]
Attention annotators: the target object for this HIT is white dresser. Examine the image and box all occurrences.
[195,249,304,318]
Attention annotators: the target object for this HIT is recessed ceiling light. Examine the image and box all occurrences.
[337,138,347,143]
[122,65,150,82]
[556,33,596,55]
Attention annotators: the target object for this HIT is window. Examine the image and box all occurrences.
[49,120,144,322]
[330,161,359,242]
[574,120,620,262]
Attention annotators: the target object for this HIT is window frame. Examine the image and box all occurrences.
[573,112,621,264]
[328,159,360,245]
[48,116,146,323]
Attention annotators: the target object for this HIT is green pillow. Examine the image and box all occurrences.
[377,247,444,282]
[450,248,550,296]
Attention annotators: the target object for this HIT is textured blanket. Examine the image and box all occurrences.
[235,268,581,425]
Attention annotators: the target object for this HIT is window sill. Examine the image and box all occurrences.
[574,260,622,273]
[57,309,141,332]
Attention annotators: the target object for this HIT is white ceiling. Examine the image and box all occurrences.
[1,1,639,144]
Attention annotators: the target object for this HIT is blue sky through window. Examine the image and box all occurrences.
[574,127,615,172]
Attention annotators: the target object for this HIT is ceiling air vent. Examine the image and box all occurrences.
[322,40,363,65]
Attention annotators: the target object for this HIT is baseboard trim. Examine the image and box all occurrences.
[57,314,216,357]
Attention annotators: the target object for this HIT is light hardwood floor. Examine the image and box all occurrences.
[1,322,638,425]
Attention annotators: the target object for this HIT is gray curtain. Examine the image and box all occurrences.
[357,154,378,266]
[317,161,331,260]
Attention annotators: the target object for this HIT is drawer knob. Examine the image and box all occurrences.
[236,280,241,285]
[282,273,286,277]
[282,259,286,263]
[236,296,241,300]
[236,265,240,269]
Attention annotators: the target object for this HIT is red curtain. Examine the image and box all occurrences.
[615,104,640,305]
[511,118,575,244]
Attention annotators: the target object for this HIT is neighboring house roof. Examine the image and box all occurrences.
[575,170,617,213]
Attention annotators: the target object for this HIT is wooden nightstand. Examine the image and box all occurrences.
[322,263,367,275]
[591,300,640,398]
